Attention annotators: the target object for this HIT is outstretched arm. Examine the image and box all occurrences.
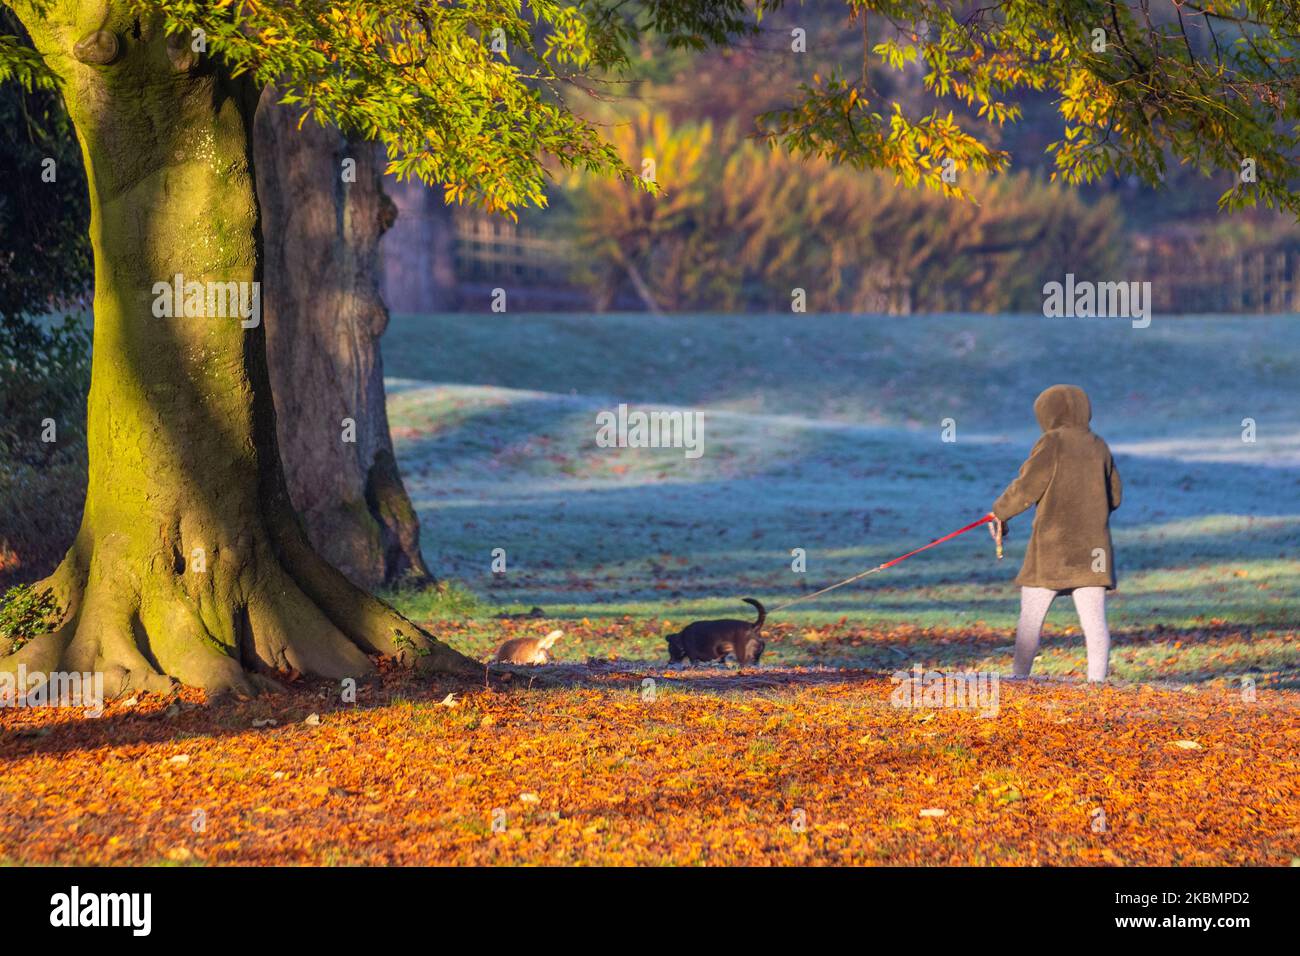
[993,434,1057,522]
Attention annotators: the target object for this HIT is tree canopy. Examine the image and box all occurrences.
[3,2,1299,214]
[757,1,1300,213]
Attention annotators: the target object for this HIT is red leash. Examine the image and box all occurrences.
[878,512,998,569]
[769,512,998,613]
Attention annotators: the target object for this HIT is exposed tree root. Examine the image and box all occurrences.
[2,518,477,699]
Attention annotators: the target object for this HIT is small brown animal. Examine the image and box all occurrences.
[492,629,563,664]
[665,599,766,665]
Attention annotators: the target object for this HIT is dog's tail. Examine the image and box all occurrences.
[538,629,563,650]
[742,598,766,630]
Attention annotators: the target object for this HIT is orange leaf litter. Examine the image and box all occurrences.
[2,646,1296,866]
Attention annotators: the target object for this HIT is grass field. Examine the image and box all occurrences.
[382,312,1299,687]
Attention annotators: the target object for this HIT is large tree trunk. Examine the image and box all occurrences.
[254,93,433,591]
[3,4,474,696]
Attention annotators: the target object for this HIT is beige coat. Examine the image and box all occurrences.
[993,385,1122,590]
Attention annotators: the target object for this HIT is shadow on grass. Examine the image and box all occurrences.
[2,616,1292,760]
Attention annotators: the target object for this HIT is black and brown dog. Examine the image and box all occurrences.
[665,598,766,665]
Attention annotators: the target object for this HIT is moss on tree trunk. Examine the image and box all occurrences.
[2,3,474,696]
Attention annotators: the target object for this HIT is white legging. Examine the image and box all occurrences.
[1014,586,1110,682]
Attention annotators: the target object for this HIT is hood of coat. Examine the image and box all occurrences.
[1034,384,1092,432]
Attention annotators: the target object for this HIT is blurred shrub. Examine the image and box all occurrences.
[0,316,89,588]
[563,112,1122,313]
[0,13,91,588]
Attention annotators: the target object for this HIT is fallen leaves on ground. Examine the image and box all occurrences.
[1,654,1296,866]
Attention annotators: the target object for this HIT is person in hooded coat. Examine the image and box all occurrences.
[989,384,1122,681]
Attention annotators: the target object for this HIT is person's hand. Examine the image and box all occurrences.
[987,513,1006,555]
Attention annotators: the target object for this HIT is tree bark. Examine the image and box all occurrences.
[253,92,433,591]
[3,4,475,696]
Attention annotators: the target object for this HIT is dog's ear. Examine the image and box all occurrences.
[753,639,766,662]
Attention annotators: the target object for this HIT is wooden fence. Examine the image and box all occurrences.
[453,212,571,285]
[1131,238,1300,314]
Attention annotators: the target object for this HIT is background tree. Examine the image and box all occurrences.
[382,176,460,315]
[255,97,433,591]
[564,112,1121,312]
